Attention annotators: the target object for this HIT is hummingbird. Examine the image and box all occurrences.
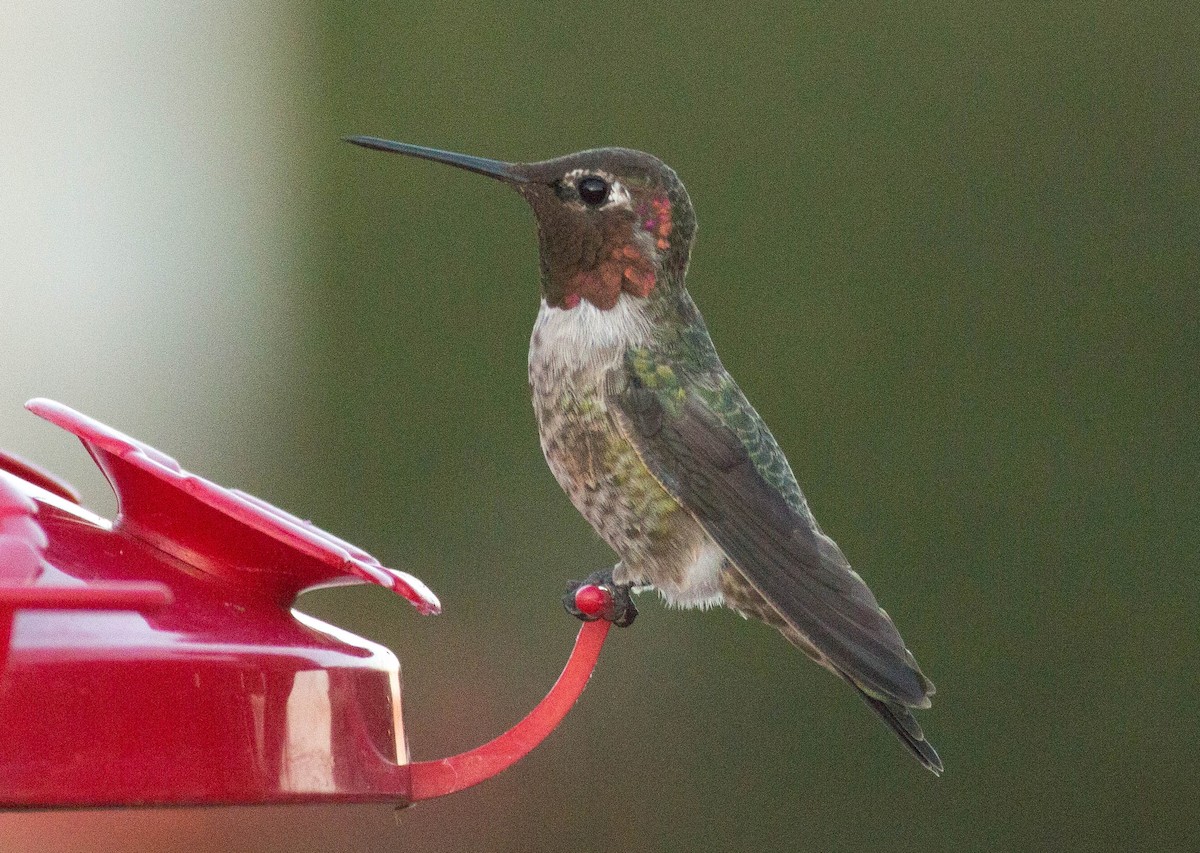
[347,136,942,775]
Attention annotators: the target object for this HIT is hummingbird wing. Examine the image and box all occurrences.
[610,357,935,711]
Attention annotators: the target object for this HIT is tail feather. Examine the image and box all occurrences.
[734,587,943,775]
[849,682,943,776]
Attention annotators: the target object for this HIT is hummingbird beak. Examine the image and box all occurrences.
[344,136,527,184]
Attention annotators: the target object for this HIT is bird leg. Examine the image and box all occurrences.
[563,567,638,627]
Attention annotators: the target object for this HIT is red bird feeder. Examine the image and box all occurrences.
[0,399,612,808]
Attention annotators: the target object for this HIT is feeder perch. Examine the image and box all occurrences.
[0,399,612,808]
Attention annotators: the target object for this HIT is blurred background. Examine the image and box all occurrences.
[1,2,1196,851]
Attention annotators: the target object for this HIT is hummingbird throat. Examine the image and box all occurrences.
[560,195,674,311]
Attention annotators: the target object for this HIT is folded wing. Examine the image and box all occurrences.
[612,373,934,710]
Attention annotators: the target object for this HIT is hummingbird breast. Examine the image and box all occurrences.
[527,296,726,607]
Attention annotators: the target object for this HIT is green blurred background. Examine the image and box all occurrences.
[1,3,1196,851]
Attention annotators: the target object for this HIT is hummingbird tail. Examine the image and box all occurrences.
[728,584,942,774]
[850,683,943,776]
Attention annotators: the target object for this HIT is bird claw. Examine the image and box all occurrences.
[563,570,638,627]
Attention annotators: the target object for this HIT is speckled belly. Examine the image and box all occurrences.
[528,355,707,592]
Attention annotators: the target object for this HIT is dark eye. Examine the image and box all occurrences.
[576,176,609,206]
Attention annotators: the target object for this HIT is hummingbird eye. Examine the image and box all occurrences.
[576,176,610,207]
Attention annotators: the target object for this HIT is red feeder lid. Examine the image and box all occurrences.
[0,400,611,808]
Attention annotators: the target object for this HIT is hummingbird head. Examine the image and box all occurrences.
[346,138,696,311]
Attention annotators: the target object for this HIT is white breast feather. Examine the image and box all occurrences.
[529,295,652,371]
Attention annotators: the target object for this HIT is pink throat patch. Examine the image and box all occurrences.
[562,194,672,311]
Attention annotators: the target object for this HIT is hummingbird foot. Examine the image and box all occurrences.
[563,569,638,627]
